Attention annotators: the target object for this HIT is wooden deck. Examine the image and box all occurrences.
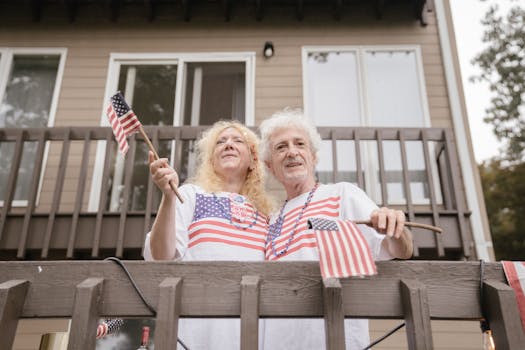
[0,126,471,261]
[0,261,523,350]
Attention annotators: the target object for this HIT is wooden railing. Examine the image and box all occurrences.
[0,261,523,350]
[0,126,471,261]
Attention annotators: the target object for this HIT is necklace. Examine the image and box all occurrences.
[212,192,260,230]
[267,183,319,257]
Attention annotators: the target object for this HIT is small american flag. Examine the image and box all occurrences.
[96,318,124,339]
[502,261,525,331]
[106,91,142,155]
[308,217,377,279]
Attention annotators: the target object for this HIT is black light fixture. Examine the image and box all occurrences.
[263,41,274,58]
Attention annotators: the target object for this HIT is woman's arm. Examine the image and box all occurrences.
[148,151,180,260]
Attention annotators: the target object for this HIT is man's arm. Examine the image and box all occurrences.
[382,227,413,259]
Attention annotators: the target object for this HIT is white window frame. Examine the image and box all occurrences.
[88,52,256,211]
[302,45,438,205]
[0,47,67,207]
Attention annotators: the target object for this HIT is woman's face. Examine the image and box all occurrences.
[212,127,253,180]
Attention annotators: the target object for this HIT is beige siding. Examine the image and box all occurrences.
[0,10,456,212]
[370,320,483,350]
[13,319,69,350]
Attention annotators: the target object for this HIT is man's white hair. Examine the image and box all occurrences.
[259,108,322,162]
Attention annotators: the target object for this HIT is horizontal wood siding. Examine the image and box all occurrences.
[0,5,459,212]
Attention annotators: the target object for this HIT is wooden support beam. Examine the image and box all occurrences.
[182,0,191,22]
[68,278,104,350]
[145,0,157,22]
[332,0,343,21]
[31,0,43,21]
[255,0,263,21]
[241,275,260,350]
[482,280,525,350]
[110,0,121,22]
[374,0,384,20]
[400,279,433,350]
[296,0,304,21]
[0,280,29,350]
[65,0,78,22]
[155,278,182,349]
[223,0,233,22]
[323,278,345,350]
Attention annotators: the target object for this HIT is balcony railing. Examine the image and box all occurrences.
[0,126,472,261]
[0,261,523,350]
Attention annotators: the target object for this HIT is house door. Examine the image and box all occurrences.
[89,53,253,212]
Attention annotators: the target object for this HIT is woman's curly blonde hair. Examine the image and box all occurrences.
[189,120,273,216]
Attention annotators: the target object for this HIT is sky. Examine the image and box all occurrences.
[449,0,520,163]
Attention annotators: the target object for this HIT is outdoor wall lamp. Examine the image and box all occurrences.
[263,41,274,58]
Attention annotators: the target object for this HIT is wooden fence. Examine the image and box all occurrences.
[0,261,523,350]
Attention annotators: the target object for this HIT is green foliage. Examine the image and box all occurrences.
[471,2,525,161]
[479,159,525,260]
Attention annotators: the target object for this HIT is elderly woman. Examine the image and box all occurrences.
[143,120,272,349]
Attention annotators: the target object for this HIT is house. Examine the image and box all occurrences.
[0,0,506,349]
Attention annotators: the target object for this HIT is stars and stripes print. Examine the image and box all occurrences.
[308,217,377,279]
[188,193,267,252]
[106,91,142,155]
[502,261,525,331]
[266,196,340,260]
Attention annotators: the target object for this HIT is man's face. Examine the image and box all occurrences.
[266,127,316,186]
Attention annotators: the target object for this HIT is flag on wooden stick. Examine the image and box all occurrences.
[105,91,184,202]
[308,217,377,279]
[106,91,142,155]
[502,261,525,331]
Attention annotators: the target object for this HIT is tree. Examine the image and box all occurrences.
[471,1,525,162]
[479,159,525,260]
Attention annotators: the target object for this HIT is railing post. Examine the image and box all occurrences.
[155,277,183,350]
[482,280,525,350]
[400,279,433,350]
[241,275,260,350]
[68,277,104,350]
[0,280,29,350]
[323,277,345,350]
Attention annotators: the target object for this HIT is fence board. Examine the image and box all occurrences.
[323,278,345,350]
[68,277,104,350]
[401,279,433,350]
[241,275,260,350]
[155,277,182,350]
[0,280,29,350]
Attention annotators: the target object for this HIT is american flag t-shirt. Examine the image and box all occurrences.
[188,193,267,253]
[308,217,377,279]
[106,91,142,155]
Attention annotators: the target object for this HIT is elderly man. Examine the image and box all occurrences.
[259,109,413,349]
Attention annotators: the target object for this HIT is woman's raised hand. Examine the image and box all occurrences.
[148,151,180,198]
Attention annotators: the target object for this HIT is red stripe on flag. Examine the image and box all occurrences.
[314,219,377,279]
[106,104,129,155]
[502,261,525,331]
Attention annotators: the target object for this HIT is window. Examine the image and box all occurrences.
[0,49,66,206]
[303,46,441,205]
[89,53,254,212]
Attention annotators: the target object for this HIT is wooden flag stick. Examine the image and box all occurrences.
[138,127,184,203]
[353,220,443,234]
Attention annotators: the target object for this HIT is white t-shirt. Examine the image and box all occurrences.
[144,183,267,350]
[263,182,392,350]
